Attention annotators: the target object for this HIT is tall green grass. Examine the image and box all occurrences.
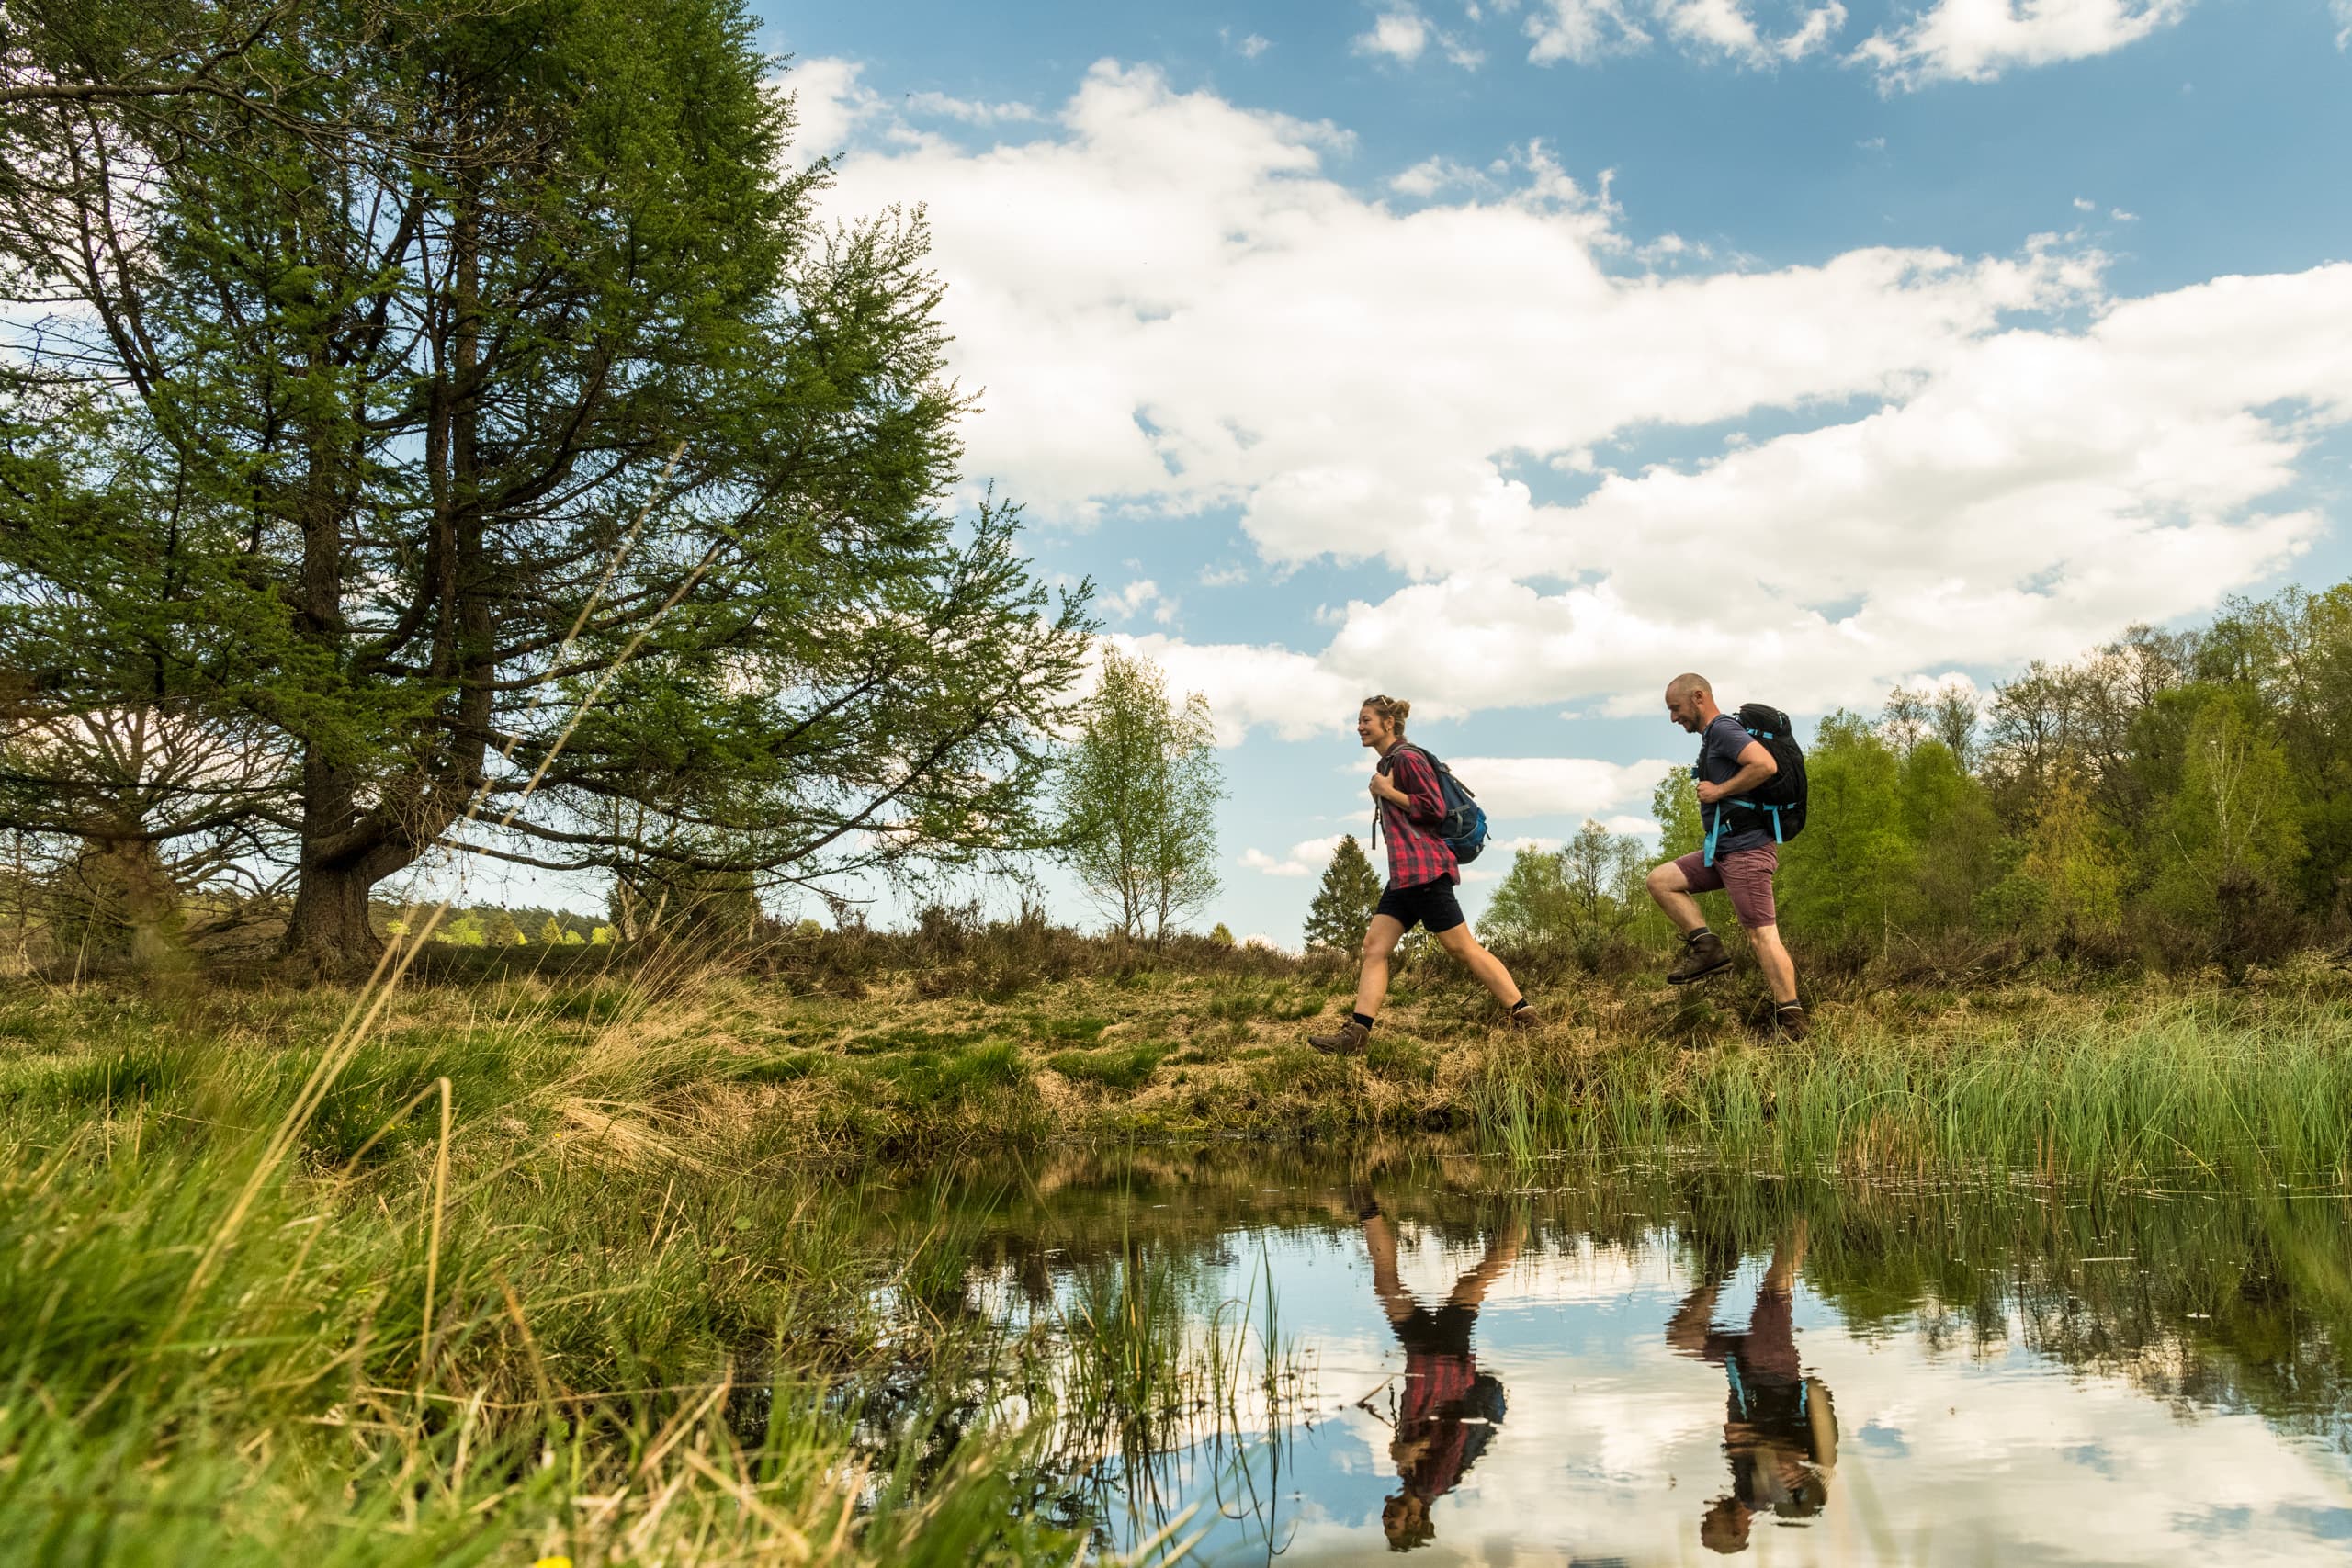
[0,980,1192,1565]
[1472,994,2352,1177]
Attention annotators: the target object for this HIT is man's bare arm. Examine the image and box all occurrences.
[1694,740,1778,807]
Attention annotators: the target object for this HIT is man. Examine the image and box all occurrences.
[1309,694,1535,1055]
[1646,673,1808,1040]
[1666,1222,1838,1554]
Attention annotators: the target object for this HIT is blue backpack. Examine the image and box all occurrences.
[1397,744,1489,864]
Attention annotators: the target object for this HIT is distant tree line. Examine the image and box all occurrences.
[374,901,611,948]
[1306,582,2352,984]
[1767,583,2333,980]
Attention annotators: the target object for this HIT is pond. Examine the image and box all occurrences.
[845,1142,2352,1566]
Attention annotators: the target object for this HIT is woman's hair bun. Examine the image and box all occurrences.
[1362,694,1411,729]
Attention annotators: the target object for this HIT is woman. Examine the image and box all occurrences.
[1351,1184,1521,1550]
[1308,694,1537,1055]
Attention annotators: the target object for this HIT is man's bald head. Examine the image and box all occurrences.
[1665,672,1718,734]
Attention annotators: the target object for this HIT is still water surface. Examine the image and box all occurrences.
[879,1145,2352,1565]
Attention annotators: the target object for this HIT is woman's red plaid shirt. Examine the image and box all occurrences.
[1377,746,1459,889]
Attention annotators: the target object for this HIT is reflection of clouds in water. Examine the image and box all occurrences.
[1185,1228,2352,1566]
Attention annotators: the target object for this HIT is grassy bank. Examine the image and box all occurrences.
[12,953,2352,1170]
[5,955,2352,1560]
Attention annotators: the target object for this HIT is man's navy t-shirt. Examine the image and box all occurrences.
[1698,714,1772,856]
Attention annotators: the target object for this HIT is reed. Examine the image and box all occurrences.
[0,982,1206,1565]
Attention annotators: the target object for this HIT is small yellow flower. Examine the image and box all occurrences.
[533,1558,573,1568]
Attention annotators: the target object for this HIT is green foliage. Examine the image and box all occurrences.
[1778,714,1918,958]
[1981,767,2125,947]
[0,0,1091,972]
[1724,586,2352,976]
[2151,694,2306,914]
[1056,646,1224,947]
[1480,820,1655,967]
[1652,768,1702,861]
[1303,833,1382,953]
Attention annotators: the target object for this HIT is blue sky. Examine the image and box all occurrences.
[702,0,2352,946]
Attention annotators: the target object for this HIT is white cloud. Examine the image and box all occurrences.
[1855,0,2194,89]
[782,57,880,162]
[1390,155,1497,198]
[1656,0,1849,63]
[1526,0,1843,64]
[1235,32,1273,59]
[904,90,1040,125]
[1492,834,1569,856]
[1525,0,1654,61]
[1240,834,1350,876]
[2335,0,2351,48]
[1446,756,1679,818]
[805,60,2352,732]
[1102,578,1175,625]
[1356,8,1432,61]
[1355,7,1486,66]
[1106,634,1362,745]
[1198,562,1250,587]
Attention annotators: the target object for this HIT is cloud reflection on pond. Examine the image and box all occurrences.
[941,1154,2352,1566]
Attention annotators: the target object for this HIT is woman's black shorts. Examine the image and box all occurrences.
[1376,879,1465,934]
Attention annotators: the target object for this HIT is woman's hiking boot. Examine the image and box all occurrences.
[1773,1002,1811,1041]
[1307,1018,1371,1055]
[1505,1005,1541,1032]
[1667,929,1732,985]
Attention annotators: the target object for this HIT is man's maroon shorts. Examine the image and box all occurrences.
[1670,845,1779,929]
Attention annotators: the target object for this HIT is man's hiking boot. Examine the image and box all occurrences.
[1667,929,1733,986]
[1773,1002,1812,1042]
[1307,1018,1371,1055]
[1504,1006,1541,1032]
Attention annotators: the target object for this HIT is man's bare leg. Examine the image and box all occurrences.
[1646,861,1706,933]
[1747,923,1797,1006]
[1433,923,1523,1008]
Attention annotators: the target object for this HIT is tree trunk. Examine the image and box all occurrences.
[280,853,382,978]
[61,833,189,973]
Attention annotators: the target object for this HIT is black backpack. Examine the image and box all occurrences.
[1701,702,1807,861]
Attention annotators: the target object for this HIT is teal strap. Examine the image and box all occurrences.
[1715,797,1786,848]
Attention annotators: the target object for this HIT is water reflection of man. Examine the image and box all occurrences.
[1352,1187,1520,1551]
[1666,1222,1838,1555]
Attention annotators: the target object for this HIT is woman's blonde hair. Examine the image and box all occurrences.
[1361,694,1411,735]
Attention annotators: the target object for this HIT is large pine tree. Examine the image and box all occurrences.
[0,0,1091,971]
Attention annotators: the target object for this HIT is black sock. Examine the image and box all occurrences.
[1351,1011,1376,1032]
[1510,998,1531,1012]
[1687,925,1712,942]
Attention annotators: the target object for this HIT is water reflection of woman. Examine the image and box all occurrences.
[1666,1221,1838,1555]
[1352,1187,1521,1551]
